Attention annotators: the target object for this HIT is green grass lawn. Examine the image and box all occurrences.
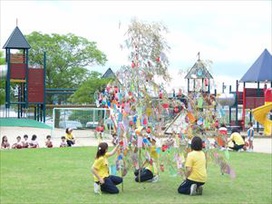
[0,147,271,204]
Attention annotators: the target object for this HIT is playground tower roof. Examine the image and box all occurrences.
[2,26,31,49]
[240,49,272,83]
[184,58,213,79]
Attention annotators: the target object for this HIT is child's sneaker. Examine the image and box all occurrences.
[196,186,203,195]
[190,184,197,196]
[151,175,159,183]
[93,183,100,194]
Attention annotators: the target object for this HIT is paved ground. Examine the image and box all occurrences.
[1,127,271,153]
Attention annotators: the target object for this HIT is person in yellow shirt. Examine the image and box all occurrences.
[91,142,122,194]
[65,128,75,147]
[178,136,207,196]
[227,128,245,151]
[134,136,159,183]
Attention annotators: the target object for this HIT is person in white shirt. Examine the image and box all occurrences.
[59,136,67,147]
[29,135,39,148]
[22,134,29,148]
[12,136,23,149]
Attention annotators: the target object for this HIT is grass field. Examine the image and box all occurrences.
[0,147,271,204]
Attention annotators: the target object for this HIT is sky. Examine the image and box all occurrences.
[0,0,271,93]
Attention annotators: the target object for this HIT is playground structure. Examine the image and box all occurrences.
[0,26,91,126]
[185,53,213,94]
[1,26,46,121]
[211,49,272,135]
[182,53,246,132]
[252,88,272,136]
[239,49,272,135]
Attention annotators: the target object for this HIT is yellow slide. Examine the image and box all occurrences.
[252,103,272,136]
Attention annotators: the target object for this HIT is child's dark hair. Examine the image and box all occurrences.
[191,136,203,151]
[220,123,226,128]
[248,122,253,127]
[96,142,108,159]
[17,136,21,140]
[31,134,37,140]
[2,136,7,143]
[66,128,69,134]
[61,136,66,140]
[23,134,28,139]
[231,128,240,134]
[46,135,51,139]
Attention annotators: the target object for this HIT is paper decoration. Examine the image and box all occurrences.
[110,165,117,175]
[123,137,128,149]
[156,147,161,154]
[118,155,123,160]
[197,97,203,108]
[229,168,236,179]
[137,136,143,148]
[187,112,196,123]
[169,166,177,177]
[224,149,230,160]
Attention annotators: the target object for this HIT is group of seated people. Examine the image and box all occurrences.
[1,134,69,149]
[1,134,40,149]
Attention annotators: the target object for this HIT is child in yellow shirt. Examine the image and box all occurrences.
[91,142,122,194]
[178,136,207,196]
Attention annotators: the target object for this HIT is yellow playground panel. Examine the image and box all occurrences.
[252,103,272,136]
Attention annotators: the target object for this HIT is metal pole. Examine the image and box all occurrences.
[43,52,46,122]
[25,49,29,109]
[235,80,238,126]
[229,85,232,125]
[6,49,11,109]
[187,79,190,93]
[257,82,260,132]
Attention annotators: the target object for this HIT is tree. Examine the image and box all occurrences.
[69,71,111,104]
[25,32,107,104]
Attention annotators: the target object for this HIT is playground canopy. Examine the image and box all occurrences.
[184,58,213,80]
[240,49,272,83]
[2,26,31,49]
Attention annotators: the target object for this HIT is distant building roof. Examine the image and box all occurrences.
[184,59,213,79]
[102,68,122,85]
[2,26,31,49]
[102,68,116,79]
[240,49,272,83]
